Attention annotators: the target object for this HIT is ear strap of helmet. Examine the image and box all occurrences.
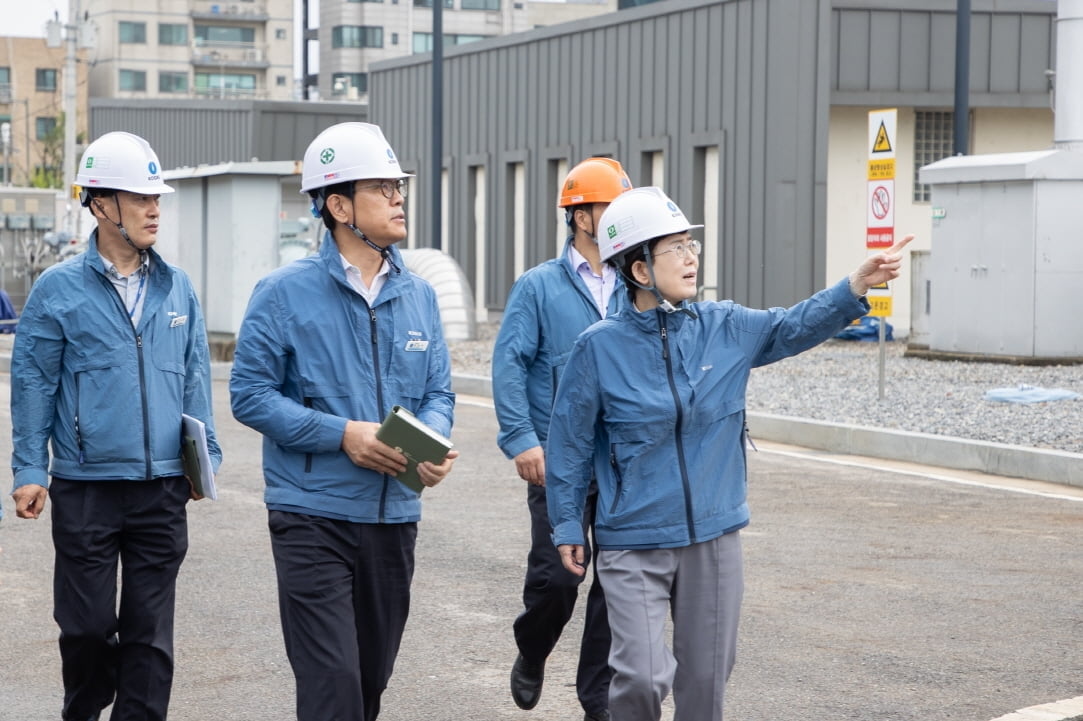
[91,195,137,249]
[346,223,401,275]
[620,245,697,319]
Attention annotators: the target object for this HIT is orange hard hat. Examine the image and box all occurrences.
[558,157,632,208]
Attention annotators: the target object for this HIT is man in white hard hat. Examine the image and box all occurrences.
[492,157,632,721]
[10,131,221,721]
[230,122,458,721]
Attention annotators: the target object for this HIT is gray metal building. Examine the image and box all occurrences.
[369,0,1055,313]
[89,98,369,169]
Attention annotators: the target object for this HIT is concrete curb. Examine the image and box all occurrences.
[12,357,1077,491]
[448,372,1083,491]
[987,696,1083,721]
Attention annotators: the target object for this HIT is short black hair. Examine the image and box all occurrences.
[80,187,116,208]
[310,180,356,231]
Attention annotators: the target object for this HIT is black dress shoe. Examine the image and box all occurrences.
[584,710,611,721]
[510,653,545,710]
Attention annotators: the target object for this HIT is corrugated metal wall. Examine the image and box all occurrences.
[371,0,833,311]
[831,0,1055,106]
[90,99,368,169]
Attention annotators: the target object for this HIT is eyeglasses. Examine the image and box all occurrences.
[357,178,408,200]
[652,239,701,260]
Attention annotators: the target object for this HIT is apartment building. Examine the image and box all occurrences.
[0,37,89,187]
[86,0,295,100]
[315,0,614,102]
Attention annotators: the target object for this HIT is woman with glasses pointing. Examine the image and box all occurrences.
[545,186,912,721]
[230,122,458,721]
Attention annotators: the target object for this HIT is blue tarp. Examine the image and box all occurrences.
[835,315,892,342]
[984,385,1080,403]
[0,289,17,333]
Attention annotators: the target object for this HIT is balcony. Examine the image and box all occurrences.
[191,42,271,69]
[191,2,270,21]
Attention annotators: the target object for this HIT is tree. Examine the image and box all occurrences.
[31,112,65,190]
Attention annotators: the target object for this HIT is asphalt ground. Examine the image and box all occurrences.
[1,381,1082,721]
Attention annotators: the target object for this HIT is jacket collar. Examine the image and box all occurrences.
[85,228,167,280]
[318,229,409,303]
[624,298,694,334]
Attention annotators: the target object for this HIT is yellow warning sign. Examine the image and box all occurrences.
[867,159,895,180]
[872,121,892,153]
[867,295,892,317]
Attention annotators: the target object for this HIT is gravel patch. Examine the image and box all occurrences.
[450,323,1083,454]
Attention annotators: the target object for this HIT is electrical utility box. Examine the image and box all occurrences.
[919,149,1083,361]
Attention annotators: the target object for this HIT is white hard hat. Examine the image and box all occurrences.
[598,187,703,263]
[300,122,413,193]
[75,132,174,200]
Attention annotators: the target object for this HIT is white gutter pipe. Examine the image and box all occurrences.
[1054,0,1083,148]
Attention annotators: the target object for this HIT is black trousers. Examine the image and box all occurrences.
[268,511,417,721]
[513,483,612,715]
[49,476,190,721]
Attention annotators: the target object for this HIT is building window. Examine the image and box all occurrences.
[275,28,287,39]
[0,67,10,85]
[36,68,58,92]
[332,26,383,49]
[276,75,287,86]
[35,116,57,140]
[913,110,954,203]
[119,21,147,44]
[331,72,367,98]
[194,25,256,46]
[159,71,188,93]
[412,32,486,53]
[194,72,257,97]
[159,23,188,45]
[348,0,385,3]
[461,0,499,9]
[119,69,147,92]
[391,32,399,44]
[414,0,454,6]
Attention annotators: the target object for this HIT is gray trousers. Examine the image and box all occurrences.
[597,531,743,721]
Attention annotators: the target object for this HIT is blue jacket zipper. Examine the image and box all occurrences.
[659,314,697,544]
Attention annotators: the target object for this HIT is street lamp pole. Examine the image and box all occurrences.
[62,0,80,232]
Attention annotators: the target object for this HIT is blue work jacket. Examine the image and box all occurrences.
[492,238,624,460]
[10,230,221,488]
[229,232,454,524]
[546,278,868,550]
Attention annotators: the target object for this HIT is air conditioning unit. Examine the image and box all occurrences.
[245,48,262,61]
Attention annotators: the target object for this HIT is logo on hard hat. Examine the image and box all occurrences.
[320,148,335,165]
[148,161,158,175]
[607,224,617,239]
[666,201,678,212]
[621,178,631,189]
[386,148,396,163]
[85,157,95,169]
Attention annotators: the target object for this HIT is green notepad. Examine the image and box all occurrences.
[375,405,454,493]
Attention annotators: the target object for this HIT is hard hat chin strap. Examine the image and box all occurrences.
[346,222,401,275]
[92,196,138,250]
[623,246,697,319]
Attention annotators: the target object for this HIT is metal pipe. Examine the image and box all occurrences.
[953,0,971,156]
[431,0,443,250]
[1054,0,1083,148]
